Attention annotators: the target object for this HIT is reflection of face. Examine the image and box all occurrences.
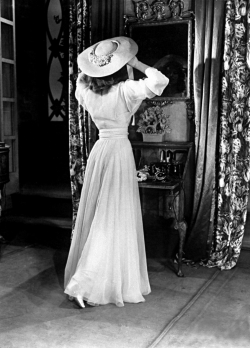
[164,67,179,84]
[160,61,186,95]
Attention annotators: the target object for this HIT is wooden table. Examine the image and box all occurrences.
[132,141,193,277]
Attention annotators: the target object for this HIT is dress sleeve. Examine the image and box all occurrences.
[123,67,169,113]
[143,67,169,96]
[75,74,89,110]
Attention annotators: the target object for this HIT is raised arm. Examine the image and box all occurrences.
[126,56,169,97]
[123,57,169,114]
[127,56,150,75]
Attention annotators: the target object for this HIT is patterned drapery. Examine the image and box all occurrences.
[207,0,250,270]
[91,0,125,42]
[69,0,91,233]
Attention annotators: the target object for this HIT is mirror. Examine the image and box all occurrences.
[127,19,193,101]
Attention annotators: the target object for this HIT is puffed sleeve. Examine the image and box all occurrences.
[143,68,169,96]
[75,74,89,110]
[123,67,169,113]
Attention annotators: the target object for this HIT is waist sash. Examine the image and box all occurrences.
[99,128,128,139]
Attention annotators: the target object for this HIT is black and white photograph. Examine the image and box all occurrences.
[0,1,250,347]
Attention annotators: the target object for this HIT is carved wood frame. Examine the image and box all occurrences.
[125,16,194,119]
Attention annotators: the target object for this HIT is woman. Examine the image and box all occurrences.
[64,36,169,308]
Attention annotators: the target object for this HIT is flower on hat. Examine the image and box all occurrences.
[89,49,113,67]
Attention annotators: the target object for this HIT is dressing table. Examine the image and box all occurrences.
[132,140,193,276]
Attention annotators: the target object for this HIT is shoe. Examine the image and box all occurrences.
[75,295,85,308]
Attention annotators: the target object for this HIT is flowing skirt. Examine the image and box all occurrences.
[64,128,151,307]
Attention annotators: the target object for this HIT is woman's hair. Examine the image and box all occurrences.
[162,61,186,93]
[79,65,128,93]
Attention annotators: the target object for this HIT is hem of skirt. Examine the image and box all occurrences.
[65,289,148,307]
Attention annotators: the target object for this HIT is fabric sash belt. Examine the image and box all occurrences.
[99,128,128,139]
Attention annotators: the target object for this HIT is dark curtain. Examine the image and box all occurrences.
[185,0,225,260]
[91,0,125,43]
[68,0,91,233]
[206,0,250,270]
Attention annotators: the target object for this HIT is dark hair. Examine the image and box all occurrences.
[161,61,186,93]
[79,65,128,93]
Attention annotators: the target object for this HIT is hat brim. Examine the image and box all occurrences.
[77,36,138,77]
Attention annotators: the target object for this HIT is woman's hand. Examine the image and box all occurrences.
[127,56,150,75]
[127,56,139,69]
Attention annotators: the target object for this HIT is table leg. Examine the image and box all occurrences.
[176,219,187,277]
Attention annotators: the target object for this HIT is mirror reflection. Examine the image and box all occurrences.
[128,19,192,99]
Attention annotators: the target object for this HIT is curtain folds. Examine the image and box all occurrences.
[185,0,225,261]
[69,0,91,233]
[206,0,250,270]
[91,0,125,43]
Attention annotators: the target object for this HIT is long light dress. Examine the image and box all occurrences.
[64,67,169,307]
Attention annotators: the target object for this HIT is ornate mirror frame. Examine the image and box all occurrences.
[126,19,193,102]
[125,2,194,116]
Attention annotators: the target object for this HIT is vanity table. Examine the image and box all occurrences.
[132,141,193,277]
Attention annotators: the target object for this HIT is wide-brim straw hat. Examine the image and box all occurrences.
[77,36,138,77]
